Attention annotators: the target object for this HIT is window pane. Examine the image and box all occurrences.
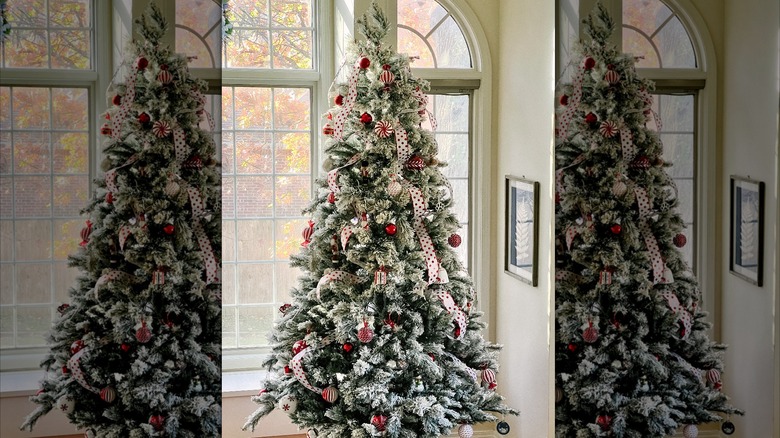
[223,0,314,69]
[53,261,77,303]
[397,0,472,69]
[274,176,310,216]
[622,0,696,69]
[236,132,272,173]
[15,176,52,217]
[238,306,273,347]
[14,132,51,174]
[236,220,273,260]
[0,87,11,130]
[16,306,50,347]
[3,0,93,69]
[14,220,51,261]
[52,219,80,260]
[0,307,13,348]
[0,221,12,261]
[16,264,51,304]
[274,132,310,174]
[53,175,88,216]
[222,305,237,348]
[52,88,88,130]
[175,0,222,68]
[237,264,274,304]
[0,264,12,303]
[52,133,89,173]
[12,88,50,130]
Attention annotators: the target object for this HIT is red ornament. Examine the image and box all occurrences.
[448,233,462,248]
[673,233,687,248]
[183,155,203,169]
[357,322,374,343]
[105,192,113,204]
[328,192,336,203]
[379,70,395,84]
[607,64,615,70]
[359,57,370,69]
[292,340,308,355]
[429,353,436,361]
[70,340,84,354]
[284,365,292,374]
[120,343,131,352]
[631,156,651,169]
[371,414,388,431]
[80,220,92,247]
[334,95,344,106]
[136,323,152,343]
[100,387,116,403]
[157,69,173,84]
[584,57,596,70]
[360,112,373,124]
[596,414,612,430]
[488,381,497,390]
[567,343,577,352]
[149,415,164,431]
[382,64,391,70]
[138,112,150,124]
[406,154,425,170]
[610,224,622,235]
[322,123,334,136]
[100,124,112,136]
[605,70,620,84]
[582,322,599,343]
[560,94,569,106]
[385,223,397,236]
[453,325,461,338]
[342,342,353,353]
[279,303,292,314]
[112,94,122,106]
[136,57,149,70]
[62,365,69,374]
[585,112,598,125]
[706,368,721,384]
[302,220,314,246]
[321,386,339,403]
[163,224,175,235]
[57,303,70,315]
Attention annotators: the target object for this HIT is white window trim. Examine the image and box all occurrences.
[0,0,112,375]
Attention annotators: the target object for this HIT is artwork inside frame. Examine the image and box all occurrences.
[505,175,539,286]
[729,175,765,286]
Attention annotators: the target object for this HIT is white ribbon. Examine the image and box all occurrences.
[635,187,669,284]
[619,127,637,162]
[661,291,693,340]
[289,348,321,394]
[326,154,361,194]
[555,60,586,140]
[187,187,219,284]
[332,60,362,140]
[110,68,137,140]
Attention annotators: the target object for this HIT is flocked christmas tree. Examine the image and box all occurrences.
[21,4,221,437]
[554,5,741,438]
[244,4,516,438]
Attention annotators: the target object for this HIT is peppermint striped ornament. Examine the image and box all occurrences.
[321,386,339,403]
[373,120,394,138]
[152,120,171,137]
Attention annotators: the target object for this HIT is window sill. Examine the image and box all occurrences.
[222,369,267,396]
[0,369,45,397]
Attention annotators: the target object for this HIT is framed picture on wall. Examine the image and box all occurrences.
[505,176,539,286]
[729,175,764,286]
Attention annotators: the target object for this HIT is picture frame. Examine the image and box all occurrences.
[729,176,765,286]
[505,176,539,286]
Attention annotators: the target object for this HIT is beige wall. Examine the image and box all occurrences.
[494,1,556,438]
[720,0,780,436]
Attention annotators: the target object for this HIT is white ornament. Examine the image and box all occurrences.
[278,394,297,413]
[306,430,318,438]
[683,424,699,438]
[57,394,75,414]
[458,424,474,438]
[388,179,403,196]
[84,429,96,438]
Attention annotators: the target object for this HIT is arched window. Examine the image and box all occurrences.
[175,0,222,68]
[397,0,471,68]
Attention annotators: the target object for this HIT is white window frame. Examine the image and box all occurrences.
[0,0,111,378]
[558,0,719,336]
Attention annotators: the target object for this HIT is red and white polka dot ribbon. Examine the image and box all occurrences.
[394,122,411,163]
[110,68,137,141]
[332,60,362,140]
[67,348,100,394]
[661,292,693,340]
[408,186,440,284]
[289,347,321,394]
[555,61,586,140]
[173,125,191,165]
[316,270,360,299]
[619,127,637,162]
[635,187,667,284]
[327,154,361,194]
[555,270,583,284]
[340,226,353,250]
[436,290,467,340]
[187,187,219,284]
[118,225,133,250]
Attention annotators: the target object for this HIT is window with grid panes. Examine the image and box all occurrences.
[0,0,97,366]
[221,0,316,360]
